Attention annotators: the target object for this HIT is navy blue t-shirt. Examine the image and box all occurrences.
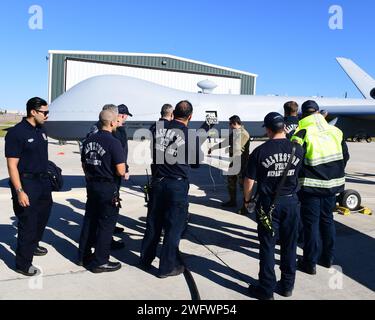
[113,125,129,171]
[81,130,125,180]
[284,116,299,140]
[87,121,129,172]
[154,119,199,179]
[5,118,49,174]
[245,139,304,197]
[150,118,169,166]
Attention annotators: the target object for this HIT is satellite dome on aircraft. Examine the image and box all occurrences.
[197,79,218,94]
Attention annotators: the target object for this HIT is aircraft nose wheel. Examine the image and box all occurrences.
[338,189,361,211]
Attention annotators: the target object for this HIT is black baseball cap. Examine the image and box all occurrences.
[263,112,285,130]
[118,104,133,117]
[301,100,319,113]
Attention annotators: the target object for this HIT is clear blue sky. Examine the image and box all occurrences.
[1,0,374,111]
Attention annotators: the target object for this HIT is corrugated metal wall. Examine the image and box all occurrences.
[50,53,256,102]
[65,60,242,94]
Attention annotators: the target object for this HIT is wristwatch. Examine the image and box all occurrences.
[244,198,251,204]
[16,187,24,194]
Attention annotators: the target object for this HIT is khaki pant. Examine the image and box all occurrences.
[226,156,247,202]
[227,173,243,202]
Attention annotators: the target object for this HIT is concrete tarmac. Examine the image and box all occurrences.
[0,138,374,300]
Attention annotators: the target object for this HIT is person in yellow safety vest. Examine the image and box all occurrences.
[208,115,250,209]
[291,100,350,275]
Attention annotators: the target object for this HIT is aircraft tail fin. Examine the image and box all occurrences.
[336,57,375,99]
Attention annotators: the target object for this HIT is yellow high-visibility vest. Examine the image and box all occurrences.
[291,113,345,189]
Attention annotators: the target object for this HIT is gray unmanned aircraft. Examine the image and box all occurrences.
[44,57,375,211]
[45,57,375,142]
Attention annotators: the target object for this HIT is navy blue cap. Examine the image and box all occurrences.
[263,112,285,130]
[118,104,133,117]
[302,100,319,113]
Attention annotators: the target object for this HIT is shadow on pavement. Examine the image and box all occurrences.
[334,220,375,292]
[1,166,374,296]
[345,178,375,185]
[42,201,84,263]
[61,176,86,191]
[181,252,254,297]
[0,218,17,270]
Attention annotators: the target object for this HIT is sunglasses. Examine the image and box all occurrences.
[35,110,49,116]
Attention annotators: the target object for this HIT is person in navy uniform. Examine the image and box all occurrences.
[146,104,174,212]
[243,112,304,300]
[283,101,304,244]
[140,100,199,278]
[5,97,52,276]
[78,109,126,273]
[149,104,174,176]
[115,104,132,179]
[283,101,299,139]
[86,104,131,249]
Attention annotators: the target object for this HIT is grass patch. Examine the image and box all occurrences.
[0,123,15,137]
[0,129,9,137]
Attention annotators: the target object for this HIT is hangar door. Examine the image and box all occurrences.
[65,59,242,95]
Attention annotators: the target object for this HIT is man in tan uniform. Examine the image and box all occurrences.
[208,115,250,208]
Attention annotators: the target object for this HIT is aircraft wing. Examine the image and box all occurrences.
[336,57,375,100]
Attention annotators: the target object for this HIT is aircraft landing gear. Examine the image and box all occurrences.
[350,133,373,143]
[337,189,361,211]
[336,189,372,215]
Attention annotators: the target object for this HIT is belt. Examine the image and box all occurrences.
[21,172,49,179]
[86,177,115,183]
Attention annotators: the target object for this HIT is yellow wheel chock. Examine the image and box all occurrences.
[358,207,373,215]
[336,206,351,215]
[336,205,372,216]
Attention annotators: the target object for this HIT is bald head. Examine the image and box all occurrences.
[174,100,193,120]
[99,109,118,130]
